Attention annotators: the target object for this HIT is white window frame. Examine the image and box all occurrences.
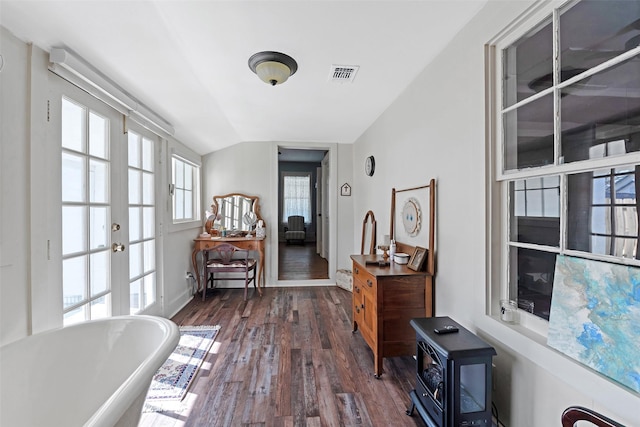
[488,0,640,334]
[281,171,312,223]
[171,153,201,225]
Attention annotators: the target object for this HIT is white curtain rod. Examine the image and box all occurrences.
[49,47,175,137]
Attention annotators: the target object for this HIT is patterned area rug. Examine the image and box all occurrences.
[143,325,220,413]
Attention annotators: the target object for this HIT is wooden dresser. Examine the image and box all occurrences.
[351,254,434,377]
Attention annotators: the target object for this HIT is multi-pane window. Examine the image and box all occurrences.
[282,173,311,222]
[499,0,640,321]
[61,97,111,324]
[172,155,200,223]
[128,131,156,314]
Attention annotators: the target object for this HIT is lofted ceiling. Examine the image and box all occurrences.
[0,0,487,155]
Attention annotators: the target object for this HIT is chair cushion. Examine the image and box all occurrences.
[207,259,256,268]
[285,231,306,240]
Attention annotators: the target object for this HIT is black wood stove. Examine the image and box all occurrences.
[406,316,496,427]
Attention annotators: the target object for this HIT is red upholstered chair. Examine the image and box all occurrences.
[203,243,256,301]
[561,406,625,427]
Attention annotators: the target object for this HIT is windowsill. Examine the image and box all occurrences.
[476,314,640,421]
[169,220,201,234]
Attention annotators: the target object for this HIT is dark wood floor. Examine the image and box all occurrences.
[278,242,329,281]
[140,286,425,427]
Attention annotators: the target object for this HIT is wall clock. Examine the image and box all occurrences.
[365,155,375,176]
[402,197,422,237]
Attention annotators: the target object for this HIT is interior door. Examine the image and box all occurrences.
[321,153,330,259]
[49,74,131,324]
[316,166,323,255]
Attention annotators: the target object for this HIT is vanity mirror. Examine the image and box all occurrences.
[206,193,264,236]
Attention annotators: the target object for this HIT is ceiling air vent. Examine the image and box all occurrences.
[329,65,359,83]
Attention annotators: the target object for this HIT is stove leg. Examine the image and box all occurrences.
[405,402,415,416]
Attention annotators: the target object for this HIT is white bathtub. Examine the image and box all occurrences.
[0,315,179,427]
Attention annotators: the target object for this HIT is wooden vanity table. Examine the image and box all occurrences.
[191,235,266,295]
[192,192,266,296]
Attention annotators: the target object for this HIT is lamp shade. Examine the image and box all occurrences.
[248,51,298,86]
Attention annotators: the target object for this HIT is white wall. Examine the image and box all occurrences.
[0,27,30,345]
[352,2,639,426]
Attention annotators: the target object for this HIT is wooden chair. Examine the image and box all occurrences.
[284,215,306,245]
[561,406,625,427]
[203,243,257,301]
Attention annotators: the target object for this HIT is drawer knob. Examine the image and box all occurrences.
[355,267,359,274]
[367,279,372,287]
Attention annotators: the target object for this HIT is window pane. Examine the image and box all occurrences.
[89,206,108,250]
[283,175,312,222]
[129,169,141,204]
[63,206,86,255]
[89,112,108,159]
[503,18,553,107]
[62,152,85,202]
[175,189,184,219]
[89,159,108,203]
[184,189,193,219]
[503,94,555,170]
[129,207,141,241]
[184,164,193,190]
[511,247,556,320]
[561,56,640,163]
[567,168,639,258]
[90,250,109,296]
[509,180,560,246]
[128,131,141,168]
[560,0,640,78]
[63,255,86,308]
[62,98,85,152]
[174,159,184,188]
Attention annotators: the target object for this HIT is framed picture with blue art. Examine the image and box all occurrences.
[547,255,640,393]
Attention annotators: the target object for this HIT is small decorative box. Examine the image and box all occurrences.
[394,253,410,264]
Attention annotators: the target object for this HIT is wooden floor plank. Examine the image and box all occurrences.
[140,286,426,427]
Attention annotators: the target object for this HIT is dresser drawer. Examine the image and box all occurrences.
[353,262,376,293]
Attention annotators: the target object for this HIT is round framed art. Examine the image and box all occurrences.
[402,197,422,237]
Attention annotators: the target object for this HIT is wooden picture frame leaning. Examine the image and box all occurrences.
[408,246,427,271]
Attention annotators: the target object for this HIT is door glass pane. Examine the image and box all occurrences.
[129,242,142,279]
[143,172,154,204]
[90,295,109,320]
[90,250,109,295]
[62,98,85,152]
[62,153,85,202]
[128,132,141,168]
[62,206,86,255]
[142,137,153,171]
[503,94,555,170]
[561,56,640,163]
[143,207,154,239]
[144,240,155,273]
[63,256,86,308]
[560,0,640,78]
[130,279,141,314]
[503,18,553,107]
[89,206,108,250]
[144,273,156,307]
[129,169,141,204]
[129,207,141,241]
[89,159,108,203]
[89,112,108,159]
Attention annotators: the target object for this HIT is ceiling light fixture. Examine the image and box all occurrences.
[248,51,298,86]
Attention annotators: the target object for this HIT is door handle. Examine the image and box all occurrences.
[112,243,125,252]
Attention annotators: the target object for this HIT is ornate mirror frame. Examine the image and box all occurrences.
[206,193,264,235]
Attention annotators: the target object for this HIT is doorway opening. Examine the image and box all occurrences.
[277,148,329,281]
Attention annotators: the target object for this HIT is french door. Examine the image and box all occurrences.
[49,74,160,326]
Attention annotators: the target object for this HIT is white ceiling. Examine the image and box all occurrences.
[1,0,487,155]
